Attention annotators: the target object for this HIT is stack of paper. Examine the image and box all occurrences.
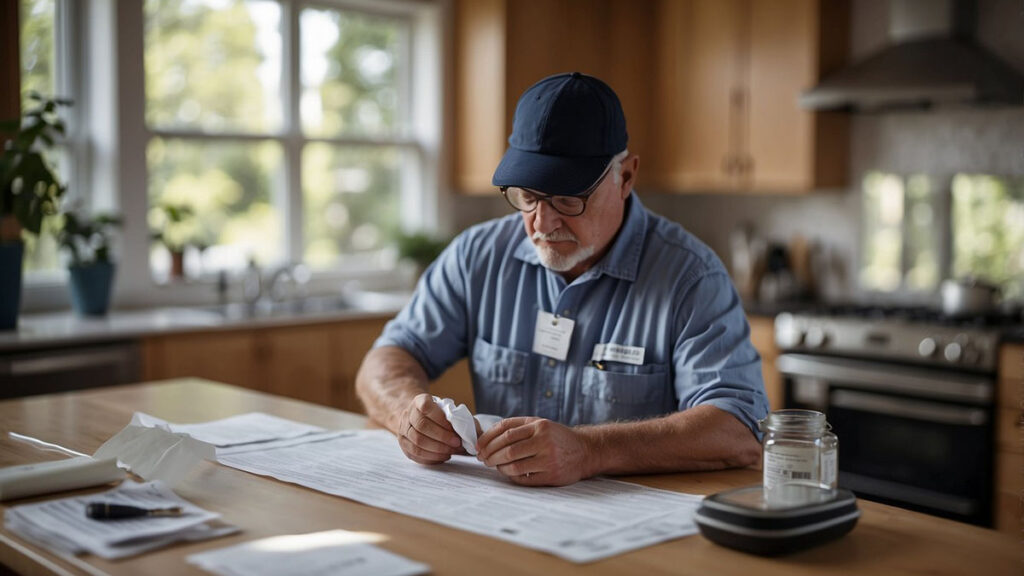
[187,530,429,576]
[4,481,237,559]
[133,412,327,447]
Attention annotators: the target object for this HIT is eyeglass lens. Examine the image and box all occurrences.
[504,188,586,216]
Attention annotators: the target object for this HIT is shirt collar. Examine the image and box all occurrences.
[513,192,648,282]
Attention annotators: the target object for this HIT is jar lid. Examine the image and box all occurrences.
[759,409,827,433]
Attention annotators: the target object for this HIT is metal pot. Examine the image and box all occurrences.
[940,278,1000,318]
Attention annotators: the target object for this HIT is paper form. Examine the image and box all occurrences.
[133,412,326,447]
[3,481,235,559]
[187,530,430,576]
[218,430,702,563]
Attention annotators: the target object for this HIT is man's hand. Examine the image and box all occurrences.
[397,393,464,464]
[476,417,593,486]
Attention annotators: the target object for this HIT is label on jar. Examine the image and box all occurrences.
[763,445,818,489]
[820,448,837,488]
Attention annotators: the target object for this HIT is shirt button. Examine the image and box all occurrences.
[547,359,556,367]
[562,309,571,316]
[545,390,553,398]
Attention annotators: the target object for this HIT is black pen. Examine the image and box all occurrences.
[85,503,183,520]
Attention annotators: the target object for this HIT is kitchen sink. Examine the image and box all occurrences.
[199,294,356,320]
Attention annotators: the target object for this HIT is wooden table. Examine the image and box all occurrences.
[0,379,1019,575]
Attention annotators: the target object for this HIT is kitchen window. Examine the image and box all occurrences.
[860,171,1024,301]
[14,0,441,309]
[17,0,85,278]
[143,0,434,279]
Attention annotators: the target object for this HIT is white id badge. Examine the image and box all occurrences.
[533,310,575,361]
[591,343,646,365]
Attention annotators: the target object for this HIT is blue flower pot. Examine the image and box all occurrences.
[0,242,24,330]
[68,262,116,316]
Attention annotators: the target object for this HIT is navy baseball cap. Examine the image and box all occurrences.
[492,72,628,196]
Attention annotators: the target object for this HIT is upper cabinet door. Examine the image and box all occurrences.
[651,0,745,191]
[452,0,848,195]
[747,0,848,192]
[453,0,655,195]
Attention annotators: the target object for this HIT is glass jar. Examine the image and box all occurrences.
[760,409,838,505]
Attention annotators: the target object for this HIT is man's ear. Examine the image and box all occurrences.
[619,155,639,199]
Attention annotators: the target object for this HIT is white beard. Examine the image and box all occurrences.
[531,231,595,272]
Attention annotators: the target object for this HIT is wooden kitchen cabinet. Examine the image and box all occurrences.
[453,0,656,194]
[453,0,848,195]
[994,342,1023,535]
[648,0,849,192]
[748,314,782,410]
[142,331,260,390]
[143,321,379,411]
[142,317,475,415]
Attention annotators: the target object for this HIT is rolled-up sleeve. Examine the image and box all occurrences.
[671,270,769,439]
[374,234,471,380]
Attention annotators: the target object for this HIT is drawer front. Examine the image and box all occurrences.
[997,406,1024,454]
[998,344,1024,409]
[994,450,1024,535]
[999,343,1024,382]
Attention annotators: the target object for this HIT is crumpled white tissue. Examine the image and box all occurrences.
[93,413,215,487]
[433,396,478,455]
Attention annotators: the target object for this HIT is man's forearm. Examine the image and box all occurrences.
[577,405,761,477]
[355,346,431,433]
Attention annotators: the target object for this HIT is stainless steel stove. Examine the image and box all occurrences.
[774,308,1006,373]
[772,305,1018,527]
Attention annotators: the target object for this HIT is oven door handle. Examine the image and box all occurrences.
[775,354,992,404]
[831,390,988,426]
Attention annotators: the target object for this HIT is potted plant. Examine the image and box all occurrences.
[56,210,122,316]
[395,231,450,283]
[0,94,70,329]
[150,202,197,279]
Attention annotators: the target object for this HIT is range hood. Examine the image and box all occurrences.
[801,0,1024,111]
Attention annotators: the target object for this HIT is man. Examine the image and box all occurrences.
[356,72,768,486]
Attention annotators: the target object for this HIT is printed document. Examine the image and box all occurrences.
[218,430,702,563]
[188,530,430,576]
[4,481,235,559]
[133,412,326,447]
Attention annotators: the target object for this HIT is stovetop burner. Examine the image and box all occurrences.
[805,303,1023,329]
[774,303,1021,374]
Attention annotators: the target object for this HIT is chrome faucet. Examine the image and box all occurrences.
[267,262,311,302]
[242,259,263,304]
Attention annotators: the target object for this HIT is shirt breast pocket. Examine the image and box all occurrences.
[580,365,671,424]
[470,338,529,417]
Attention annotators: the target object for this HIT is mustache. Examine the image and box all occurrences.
[532,230,579,244]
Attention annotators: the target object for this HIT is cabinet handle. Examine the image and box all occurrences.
[721,155,736,175]
[742,155,755,176]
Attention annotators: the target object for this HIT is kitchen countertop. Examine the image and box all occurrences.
[0,301,403,353]
[5,297,1021,352]
[0,379,1019,576]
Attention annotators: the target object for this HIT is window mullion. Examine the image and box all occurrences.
[282,0,304,266]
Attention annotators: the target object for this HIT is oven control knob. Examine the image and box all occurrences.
[774,314,804,348]
[943,342,963,363]
[962,345,981,365]
[805,327,828,348]
[918,337,938,358]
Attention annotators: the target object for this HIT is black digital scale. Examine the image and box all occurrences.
[695,484,860,555]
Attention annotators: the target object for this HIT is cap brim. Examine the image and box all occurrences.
[492,148,611,197]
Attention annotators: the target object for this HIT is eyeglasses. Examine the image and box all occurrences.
[499,163,613,217]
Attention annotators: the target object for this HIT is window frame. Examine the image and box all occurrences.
[856,171,954,302]
[19,0,90,284]
[20,0,444,311]
[143,0,431,278]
